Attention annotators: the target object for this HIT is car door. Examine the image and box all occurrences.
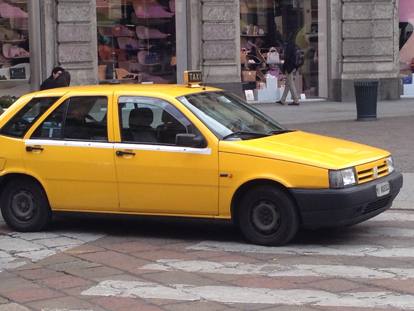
[22,94,118,212]
[113,95,219,215]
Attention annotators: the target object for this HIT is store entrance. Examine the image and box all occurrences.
[240,0,326,102]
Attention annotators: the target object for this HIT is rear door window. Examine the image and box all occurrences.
[31,96,108,142]
[0,97,59,138]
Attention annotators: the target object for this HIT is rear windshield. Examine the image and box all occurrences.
[0,97,59,138]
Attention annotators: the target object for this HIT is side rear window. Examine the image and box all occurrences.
[31,96,108,142]
[0,97,59,138]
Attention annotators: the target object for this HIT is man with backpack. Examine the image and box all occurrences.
[276,34,303,106]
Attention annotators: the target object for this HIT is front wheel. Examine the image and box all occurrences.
[0,178,51,232]
[238,185,299,246]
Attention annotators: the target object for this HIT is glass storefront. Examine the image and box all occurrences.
[96,0,176,84]
[400,0,414,96]
[0,0,30,93]
[240,0,324,101]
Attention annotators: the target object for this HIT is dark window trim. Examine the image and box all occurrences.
[117,95,207,148]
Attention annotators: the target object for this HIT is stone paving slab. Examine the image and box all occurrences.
[1,207,414,310]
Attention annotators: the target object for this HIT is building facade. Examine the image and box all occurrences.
[0,0,401,102]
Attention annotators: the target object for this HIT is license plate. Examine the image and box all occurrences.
[376,182,390,197]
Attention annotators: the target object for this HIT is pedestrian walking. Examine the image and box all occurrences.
[40,66,71,90]
[276,34,302,106]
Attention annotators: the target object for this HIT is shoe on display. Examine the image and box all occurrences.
[112,25,135,37]
[2,44,29,59]
[0,26,23,41]
[0,1,28,19]
[133,1,174,18]
[136,26,170,40]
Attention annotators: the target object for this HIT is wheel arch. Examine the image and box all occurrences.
[0,173,49,204]
[230,178,301,226]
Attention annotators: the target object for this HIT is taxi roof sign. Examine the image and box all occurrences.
[184,70,202,88]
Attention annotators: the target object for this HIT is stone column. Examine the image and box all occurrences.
[199,0,241,93]
[331,0,399,101]
[56,0,98,85]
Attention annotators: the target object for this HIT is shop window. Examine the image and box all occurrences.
[96,0,176,84]
[240,0,320,100]
[400,0,414,96]
[0,1,30,83]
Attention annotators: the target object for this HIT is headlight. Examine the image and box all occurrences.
[386,156,394,173]
[329,168,357,189]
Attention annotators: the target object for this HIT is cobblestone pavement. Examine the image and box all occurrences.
[1,209,414,310]
[1,104,413,310]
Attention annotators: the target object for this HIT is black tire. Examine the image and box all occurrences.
[0,178,51,232]
[238,185,299,246]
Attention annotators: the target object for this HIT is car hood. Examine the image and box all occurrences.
[219,131,390,169]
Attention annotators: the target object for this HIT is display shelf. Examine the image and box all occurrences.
[241,34,266,37]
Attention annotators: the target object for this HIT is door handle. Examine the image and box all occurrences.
[26,145,44,152]
[116,150,136,157]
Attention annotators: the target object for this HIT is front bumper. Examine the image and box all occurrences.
[291,171,403,229]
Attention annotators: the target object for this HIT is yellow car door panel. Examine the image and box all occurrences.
[114,96,219,215]
[23,95,118,212]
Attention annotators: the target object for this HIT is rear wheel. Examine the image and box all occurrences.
[238,185,298,246]
[0,178,51,232]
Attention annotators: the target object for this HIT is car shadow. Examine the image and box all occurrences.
[50,212,371,246]
[50,212,244,244]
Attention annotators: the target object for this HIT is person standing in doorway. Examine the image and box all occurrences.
[276,34,301,106]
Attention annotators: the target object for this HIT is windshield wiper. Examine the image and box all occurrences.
[222,131,269,140]
[268,129,296,135]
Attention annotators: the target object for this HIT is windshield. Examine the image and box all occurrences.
[178,92,287,140]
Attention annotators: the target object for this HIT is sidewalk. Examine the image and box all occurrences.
[254,98,414,124]
[254,98,414,210]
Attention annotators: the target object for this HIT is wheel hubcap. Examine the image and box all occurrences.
[11,190,35,221]
[251,200,281,234]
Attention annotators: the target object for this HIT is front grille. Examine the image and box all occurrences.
[356,159,389,184]
[364,196,391,214]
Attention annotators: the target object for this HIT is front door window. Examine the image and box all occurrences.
[118,96,202,146]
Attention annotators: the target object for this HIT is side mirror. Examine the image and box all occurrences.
[176,133,205,148]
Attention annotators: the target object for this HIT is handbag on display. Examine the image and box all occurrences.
[242,70,256,82]
[267,47,280,64]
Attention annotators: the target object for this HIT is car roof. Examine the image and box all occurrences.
[31,84,222,98]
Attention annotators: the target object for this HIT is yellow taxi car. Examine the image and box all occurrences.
[0,73,403,245]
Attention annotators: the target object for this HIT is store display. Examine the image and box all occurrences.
[136,25,170,39]
[133,0,174,19]
[242,70,256,82]
[9,65,25,79]
[112,24,135,37]
[240,0,320,100]
[0,0,30,83]
[0,1,28,19]
[97,0,176,84]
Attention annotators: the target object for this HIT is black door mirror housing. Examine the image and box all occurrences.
[175,133,205,148]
